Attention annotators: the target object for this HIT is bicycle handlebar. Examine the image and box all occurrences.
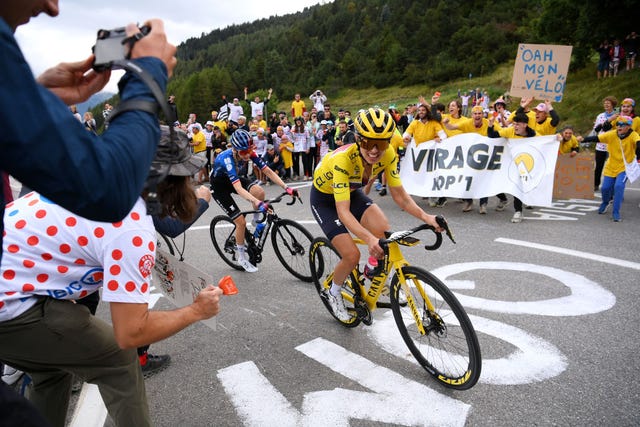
[247,191,303,223]
[267,191,303,206]
[379,215,455,252]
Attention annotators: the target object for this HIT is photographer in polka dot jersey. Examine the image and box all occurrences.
[0,127,223,427]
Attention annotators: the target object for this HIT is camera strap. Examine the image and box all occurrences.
[105,59,177,216]
[105,59,174,126]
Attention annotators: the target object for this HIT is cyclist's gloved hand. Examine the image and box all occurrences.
[285,186,299,198]
[258,201,270,212]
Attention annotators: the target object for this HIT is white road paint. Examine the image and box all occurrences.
[188,219,318,232]
[431,262,615,315]
[68,384,108,427]
[367,310,567,385]
[217,338,469,427]
[495,238,640,270]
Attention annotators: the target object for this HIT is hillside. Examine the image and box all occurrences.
[90,0,638,133]
[278,62,639,137]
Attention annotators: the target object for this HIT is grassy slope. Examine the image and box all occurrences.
[277,62,639,136]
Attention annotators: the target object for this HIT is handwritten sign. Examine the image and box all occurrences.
[510,44,572,102]
[552,152,594,200]
[152,248,217,330]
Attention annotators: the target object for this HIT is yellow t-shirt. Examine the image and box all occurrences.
[442,114,465,137]
[558,135,579,154]
[598,130,640,177]
[390,129,405,153]
[291,100,306,118]
[191,131,207,153]
[279,140,294,169]
[313,143,402,202]
[405,119,444,145]
[455,117,490,135]
[213,119,227,137]
[493,126,539,139]
[526,111,557,135]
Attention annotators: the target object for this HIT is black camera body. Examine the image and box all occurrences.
[92,26,150,71]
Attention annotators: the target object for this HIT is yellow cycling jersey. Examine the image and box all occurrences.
[313,143,402,202]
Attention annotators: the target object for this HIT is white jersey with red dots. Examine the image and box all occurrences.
[0,192,156,322]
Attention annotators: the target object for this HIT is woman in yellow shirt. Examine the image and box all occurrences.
[583,116,639,222]
[584,116,640,222]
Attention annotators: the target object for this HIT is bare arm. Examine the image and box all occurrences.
[110,286,223,348]
[388,185,442,230]
[232,180,262,208]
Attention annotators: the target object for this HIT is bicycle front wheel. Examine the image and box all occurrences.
[209,215,243,271]
[390,266,481,390]
[271,219,314,282]
[309,237,361,327]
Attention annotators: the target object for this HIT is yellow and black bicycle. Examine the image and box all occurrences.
[309,216,481,390]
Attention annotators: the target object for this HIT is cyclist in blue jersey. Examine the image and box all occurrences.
[210,129,298,272]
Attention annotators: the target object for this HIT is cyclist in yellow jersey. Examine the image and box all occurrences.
[310,108,442,320]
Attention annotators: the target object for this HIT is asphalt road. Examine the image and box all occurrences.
[69,179,640,427]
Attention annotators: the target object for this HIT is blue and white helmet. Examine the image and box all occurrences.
[230,129,252,150]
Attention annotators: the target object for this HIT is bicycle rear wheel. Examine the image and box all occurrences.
[271,219,314,282]
[390,266,481,390]
[209,215,243,271]
[309,237,361,327]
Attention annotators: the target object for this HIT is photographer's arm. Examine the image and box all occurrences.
[0,20,173,222]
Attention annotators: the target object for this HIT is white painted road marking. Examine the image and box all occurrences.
[495,238,640,270]
[431,262,616,315]
[217,338,469,427]
[367,310,567,385]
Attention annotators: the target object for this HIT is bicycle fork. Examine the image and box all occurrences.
[394,267,430,336]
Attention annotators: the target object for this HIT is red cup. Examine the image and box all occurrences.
[434,91,441,97]
[218,275,238,295]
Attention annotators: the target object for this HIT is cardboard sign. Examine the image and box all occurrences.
[510,44,573,102]
[552,152,594,200]
[152,248,217,330]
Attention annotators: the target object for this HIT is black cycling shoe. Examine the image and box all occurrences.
[141,354,171,378]
[379,187,387,196]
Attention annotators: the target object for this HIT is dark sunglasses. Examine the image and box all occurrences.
[238,149,252,156]
[616,122,630,127]
[359,137,390,151]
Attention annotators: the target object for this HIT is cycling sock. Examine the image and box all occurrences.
[236,244,247,259]
[329,281,342,297]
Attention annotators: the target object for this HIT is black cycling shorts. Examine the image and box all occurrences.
[210,175,259,219]
[310,186,373,241]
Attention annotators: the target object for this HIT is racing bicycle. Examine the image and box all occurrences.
[210,191,314,282]
[309,216,481,389]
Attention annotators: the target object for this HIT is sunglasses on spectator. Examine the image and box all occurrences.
[616,122,631,127]
[359,137,390,151]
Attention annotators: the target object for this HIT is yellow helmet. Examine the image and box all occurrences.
[354,107,396,139]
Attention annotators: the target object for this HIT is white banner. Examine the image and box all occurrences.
[399,133,560,207]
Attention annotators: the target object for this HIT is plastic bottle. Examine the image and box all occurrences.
[363,256,379,280]
[253,222,265,238]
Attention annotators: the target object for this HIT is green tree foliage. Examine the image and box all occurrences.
[143,0,636,117]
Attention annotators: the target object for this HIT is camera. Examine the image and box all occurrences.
[92,25,150,71]
[316,91,321,95]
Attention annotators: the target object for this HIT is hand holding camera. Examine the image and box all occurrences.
[92,19,176,76]
[37,56,112,105]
